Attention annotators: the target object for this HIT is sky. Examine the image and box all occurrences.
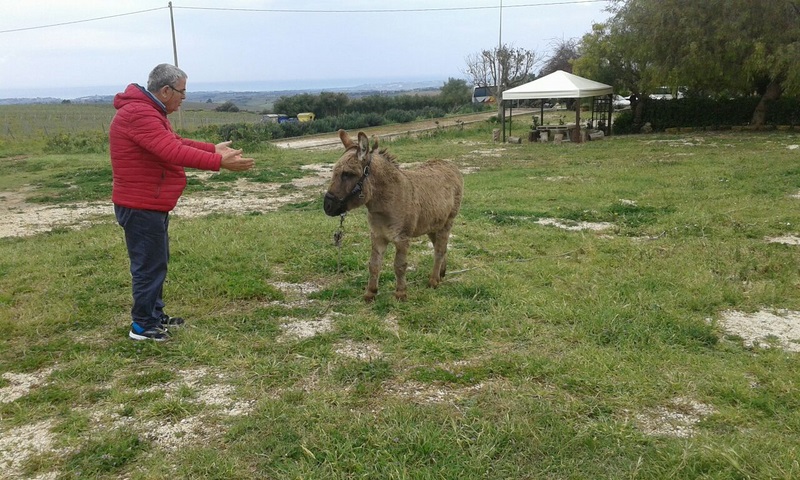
[0,0,612,99]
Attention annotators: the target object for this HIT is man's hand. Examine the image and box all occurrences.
[215,141,236,155]
[218,142,255,171]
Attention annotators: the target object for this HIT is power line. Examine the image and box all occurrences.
[0,1,606,34]
[176,1,606,14]
[0,6,166,34]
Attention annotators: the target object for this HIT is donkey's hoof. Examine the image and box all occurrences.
[394,291,407,301]
[428,278,441,289]
[363,293,376,303]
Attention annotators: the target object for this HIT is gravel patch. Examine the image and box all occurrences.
[719,309,800,352]
[633,397,715,438]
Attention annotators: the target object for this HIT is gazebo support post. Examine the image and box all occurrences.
[502,102,506,142]
[509,103,513,141]
[540,104,544,127]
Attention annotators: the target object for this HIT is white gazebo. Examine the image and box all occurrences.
[501,70,613,143]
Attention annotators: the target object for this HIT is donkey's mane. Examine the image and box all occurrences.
[376,147,399,168]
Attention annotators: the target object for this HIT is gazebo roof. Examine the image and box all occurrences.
[502,70,612,100]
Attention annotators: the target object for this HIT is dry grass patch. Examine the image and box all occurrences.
[535,217,615,232]
[720,310,800,352]
[0,420,59,479]
[278,313,338,341]
[765,234,800,245]
[632,396,716,438]
[0,368,54,404]
[334,340,383,361]
[382,379,489,405]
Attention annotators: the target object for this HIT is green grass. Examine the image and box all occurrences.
[0,103,260,143]
[2,123,800,478]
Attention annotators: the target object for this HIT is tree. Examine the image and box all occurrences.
[573,20,649,127]
[439,78,471,110]
[316,91,349,118]
[540,37,580,76]
[273,93,317,117]
[588,0,800,126]
[464,44,540,116]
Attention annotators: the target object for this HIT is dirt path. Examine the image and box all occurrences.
[271,109,535,150]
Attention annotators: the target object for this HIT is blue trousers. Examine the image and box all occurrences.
[115,205,169,329]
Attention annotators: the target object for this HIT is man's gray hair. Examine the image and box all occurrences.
[146,64,187,92]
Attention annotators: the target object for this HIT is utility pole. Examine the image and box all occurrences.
[497,0,503,94]
[169,2,178,67]
[498,0,505,141]
[498,0,503,60]
[168,2,183,129]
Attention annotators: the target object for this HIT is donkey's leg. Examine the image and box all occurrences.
[365,234,388,302]
[439,216,457,279]
[393,238,410,301]
[427,231,448,289]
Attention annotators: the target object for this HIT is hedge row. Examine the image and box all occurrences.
[613,97,800,134]
[272,92,477,118]
[190,106,467,151]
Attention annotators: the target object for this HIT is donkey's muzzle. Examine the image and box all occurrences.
[323,192,347,217]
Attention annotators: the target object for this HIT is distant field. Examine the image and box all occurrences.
[0,103,262,140]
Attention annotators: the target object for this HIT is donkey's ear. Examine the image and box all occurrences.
[357,132,370,162]
[370,136,379,152]
[339,129,355,150]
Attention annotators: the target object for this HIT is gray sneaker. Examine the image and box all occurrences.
[159,314,185,328]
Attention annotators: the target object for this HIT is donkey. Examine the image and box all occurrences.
[323,130,463,302]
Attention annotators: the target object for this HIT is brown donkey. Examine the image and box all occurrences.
[323,130,463,301]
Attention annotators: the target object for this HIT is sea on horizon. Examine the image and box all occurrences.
[0,76,447,101]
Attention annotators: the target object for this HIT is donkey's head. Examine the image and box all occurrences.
[323,130,376,216]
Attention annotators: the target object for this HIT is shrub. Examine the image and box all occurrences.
[420,106,446,119]
[620,96,800,133]
[612,111,635,134]
[215,101,240,112]
[44,132,108,154]
[211,123,279,151]
[385,109,415,123]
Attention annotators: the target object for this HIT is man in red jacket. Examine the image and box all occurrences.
[110,63,254,341]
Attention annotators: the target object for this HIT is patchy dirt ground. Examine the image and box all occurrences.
[3,136,800,477]
[0,164,336,239]
[1,289,799,478]
[3,150,800,354]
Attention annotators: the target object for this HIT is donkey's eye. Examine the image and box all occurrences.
[342,172,356,180]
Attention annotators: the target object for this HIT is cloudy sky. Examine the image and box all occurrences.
[0,0,611,98]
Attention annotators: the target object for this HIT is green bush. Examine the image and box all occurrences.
[621,96,799,133]
[612,110,635,134]
[420,106,446,119]
[44,132,108,154]
[215,101,240,112]
[205,122,282,151]
[385,109,415,124]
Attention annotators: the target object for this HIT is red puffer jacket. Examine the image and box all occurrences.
[109,84,221,212]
